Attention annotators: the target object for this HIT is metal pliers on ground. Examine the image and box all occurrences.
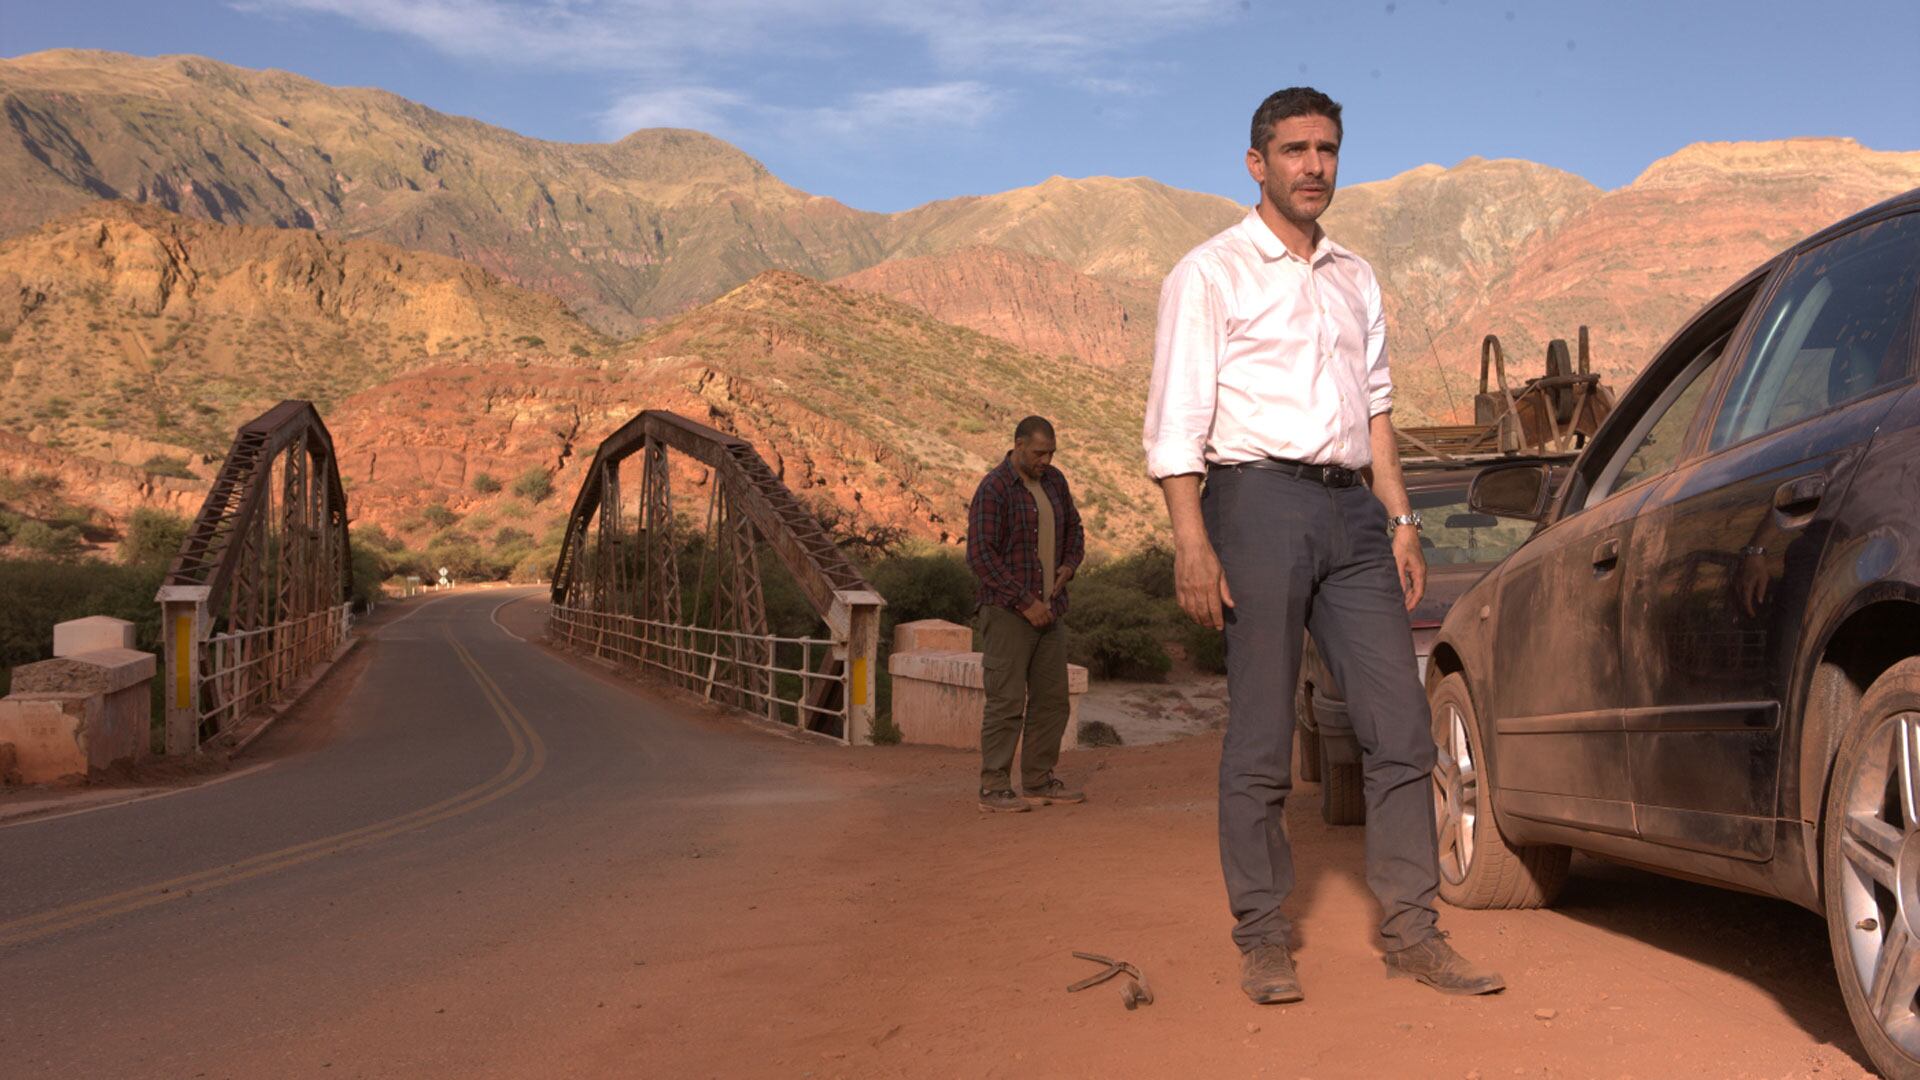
[1067,951,1155,1009]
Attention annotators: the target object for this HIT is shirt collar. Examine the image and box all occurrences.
[999,453,1050,486]
[1240,209,1342,266]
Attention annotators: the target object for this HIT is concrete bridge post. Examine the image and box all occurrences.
[157,584,211,756]
[832,590,885,746]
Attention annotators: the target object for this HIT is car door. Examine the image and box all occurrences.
[1620,211,1920,863]
[1488,329,1738,838]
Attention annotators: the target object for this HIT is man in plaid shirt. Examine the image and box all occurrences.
[966,415,1087,813]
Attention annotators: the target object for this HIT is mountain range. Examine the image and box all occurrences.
[3,48,1918,559]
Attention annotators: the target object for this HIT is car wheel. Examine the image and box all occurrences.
[1429,673,1570,909]
[1323,757,1365,825]
[1296,686,1323,783]
[1822,658,1920,1080]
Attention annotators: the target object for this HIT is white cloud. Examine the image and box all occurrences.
[239,0,1230,75]
[595,80,1002,142]
[598,87,747,137]
[239,0,1224,144]
[800,82,1003,139]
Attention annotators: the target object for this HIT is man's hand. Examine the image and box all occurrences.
[1021,599,1055,628]
[1175,538,1235,630]
[1049,563,1076,599]
[1392,526,1426,611]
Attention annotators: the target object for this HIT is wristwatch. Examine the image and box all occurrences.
[1388,513,1423,532]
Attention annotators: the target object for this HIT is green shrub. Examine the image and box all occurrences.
[13,520,84,559]
[1089,544,1175,600]
[139,454,198,480]
[353,523,406,555]
[0,557,167,701]
[350,543,390,610]
[864,553,975,634]
[1063,576,1176,680]
[422,503,459,529]
[511,468,553,503]
[120,508,189,568]
[1182,620,1228,675]
[472,472,502,494]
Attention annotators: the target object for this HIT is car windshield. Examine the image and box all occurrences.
[1411,484,1534,567]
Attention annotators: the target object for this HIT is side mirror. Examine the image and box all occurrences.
[1468,462,1552,521]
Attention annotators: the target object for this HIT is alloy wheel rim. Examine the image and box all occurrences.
[1432,701,1477,887]
[1837,710,1920,1059]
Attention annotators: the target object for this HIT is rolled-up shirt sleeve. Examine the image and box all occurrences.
[1144,257,1226,479]
[1364,271,1392,417]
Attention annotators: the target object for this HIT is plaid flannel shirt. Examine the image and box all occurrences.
[966,455,1086,618]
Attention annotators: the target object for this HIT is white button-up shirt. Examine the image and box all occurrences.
[1143,210,1392,478]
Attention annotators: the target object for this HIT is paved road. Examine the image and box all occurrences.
[0,589,843,1078]
[0,588,1879,1079]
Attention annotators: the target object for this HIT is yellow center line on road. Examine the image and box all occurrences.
[0,631,547,949]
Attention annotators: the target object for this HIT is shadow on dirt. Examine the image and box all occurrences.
[1551,855,1871,1072]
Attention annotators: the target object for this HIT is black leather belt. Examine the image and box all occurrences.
[1213,457,1364,488]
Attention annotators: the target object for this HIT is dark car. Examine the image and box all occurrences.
[1427,189,1920,1077]
[1295,459,1556,825]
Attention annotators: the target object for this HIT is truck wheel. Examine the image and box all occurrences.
[1822,657,1920,1080]
[1429,673,1569,909]
[1323,758,1366,825]
[1296,686,1323,783]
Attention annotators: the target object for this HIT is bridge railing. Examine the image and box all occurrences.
[157,401,353,753]
[198,602,354,736]
[549,411,884,744]
[549,608,846,728]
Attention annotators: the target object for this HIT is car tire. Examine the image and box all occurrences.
[1821,658,1920,1080]
[1296,686,1323,783]
[1323,758,1365,825]
[1429,673,1570,909]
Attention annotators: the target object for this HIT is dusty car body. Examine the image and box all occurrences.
[1295,460,1554,824]
[1427,188,1920,1077]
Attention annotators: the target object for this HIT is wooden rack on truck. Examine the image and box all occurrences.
[1396,325,1617,462]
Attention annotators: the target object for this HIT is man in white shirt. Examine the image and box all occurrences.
[1144,87,1504,1004]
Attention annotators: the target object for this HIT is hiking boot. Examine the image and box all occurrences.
[1382,931,1506,995]
[978,788,1032,813]
[1240,942,1304,1004]
[1021,775,1086,805]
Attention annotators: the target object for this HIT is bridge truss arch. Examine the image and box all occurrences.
[549,411,884,744]
[158,400,353,754]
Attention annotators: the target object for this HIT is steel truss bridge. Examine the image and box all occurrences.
[548,411,884,744]
[158,401,353,753]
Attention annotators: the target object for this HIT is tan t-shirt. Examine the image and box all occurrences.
[1021,474,1057,600]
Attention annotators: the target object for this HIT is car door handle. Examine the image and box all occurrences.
[1773,475,1828,518]
[1592,538,1620,571]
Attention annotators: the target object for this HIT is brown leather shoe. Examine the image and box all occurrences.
[1021,775,1086,804]
[1240,942,1304,1004]
[1382,932,1506,995]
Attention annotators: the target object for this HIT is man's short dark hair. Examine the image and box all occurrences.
[1014,415,1055,442]
[1250,87,1343,155]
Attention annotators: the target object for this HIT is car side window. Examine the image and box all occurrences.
[1585,341,1729,506]
[1709,214,1920,450]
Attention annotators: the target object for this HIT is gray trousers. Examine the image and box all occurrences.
[977,604,1071,791]
[1203,465,1440,952]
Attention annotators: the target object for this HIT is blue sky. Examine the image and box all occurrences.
[10,1,1919,212]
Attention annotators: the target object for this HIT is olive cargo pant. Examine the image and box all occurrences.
[1203,465,1441,953]
[977,603,1072,792]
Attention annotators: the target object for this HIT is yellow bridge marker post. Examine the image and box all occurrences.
[156,585,211,756]
[832,590,885,746]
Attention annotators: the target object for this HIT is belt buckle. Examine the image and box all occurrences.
[1325,465,1353,487]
